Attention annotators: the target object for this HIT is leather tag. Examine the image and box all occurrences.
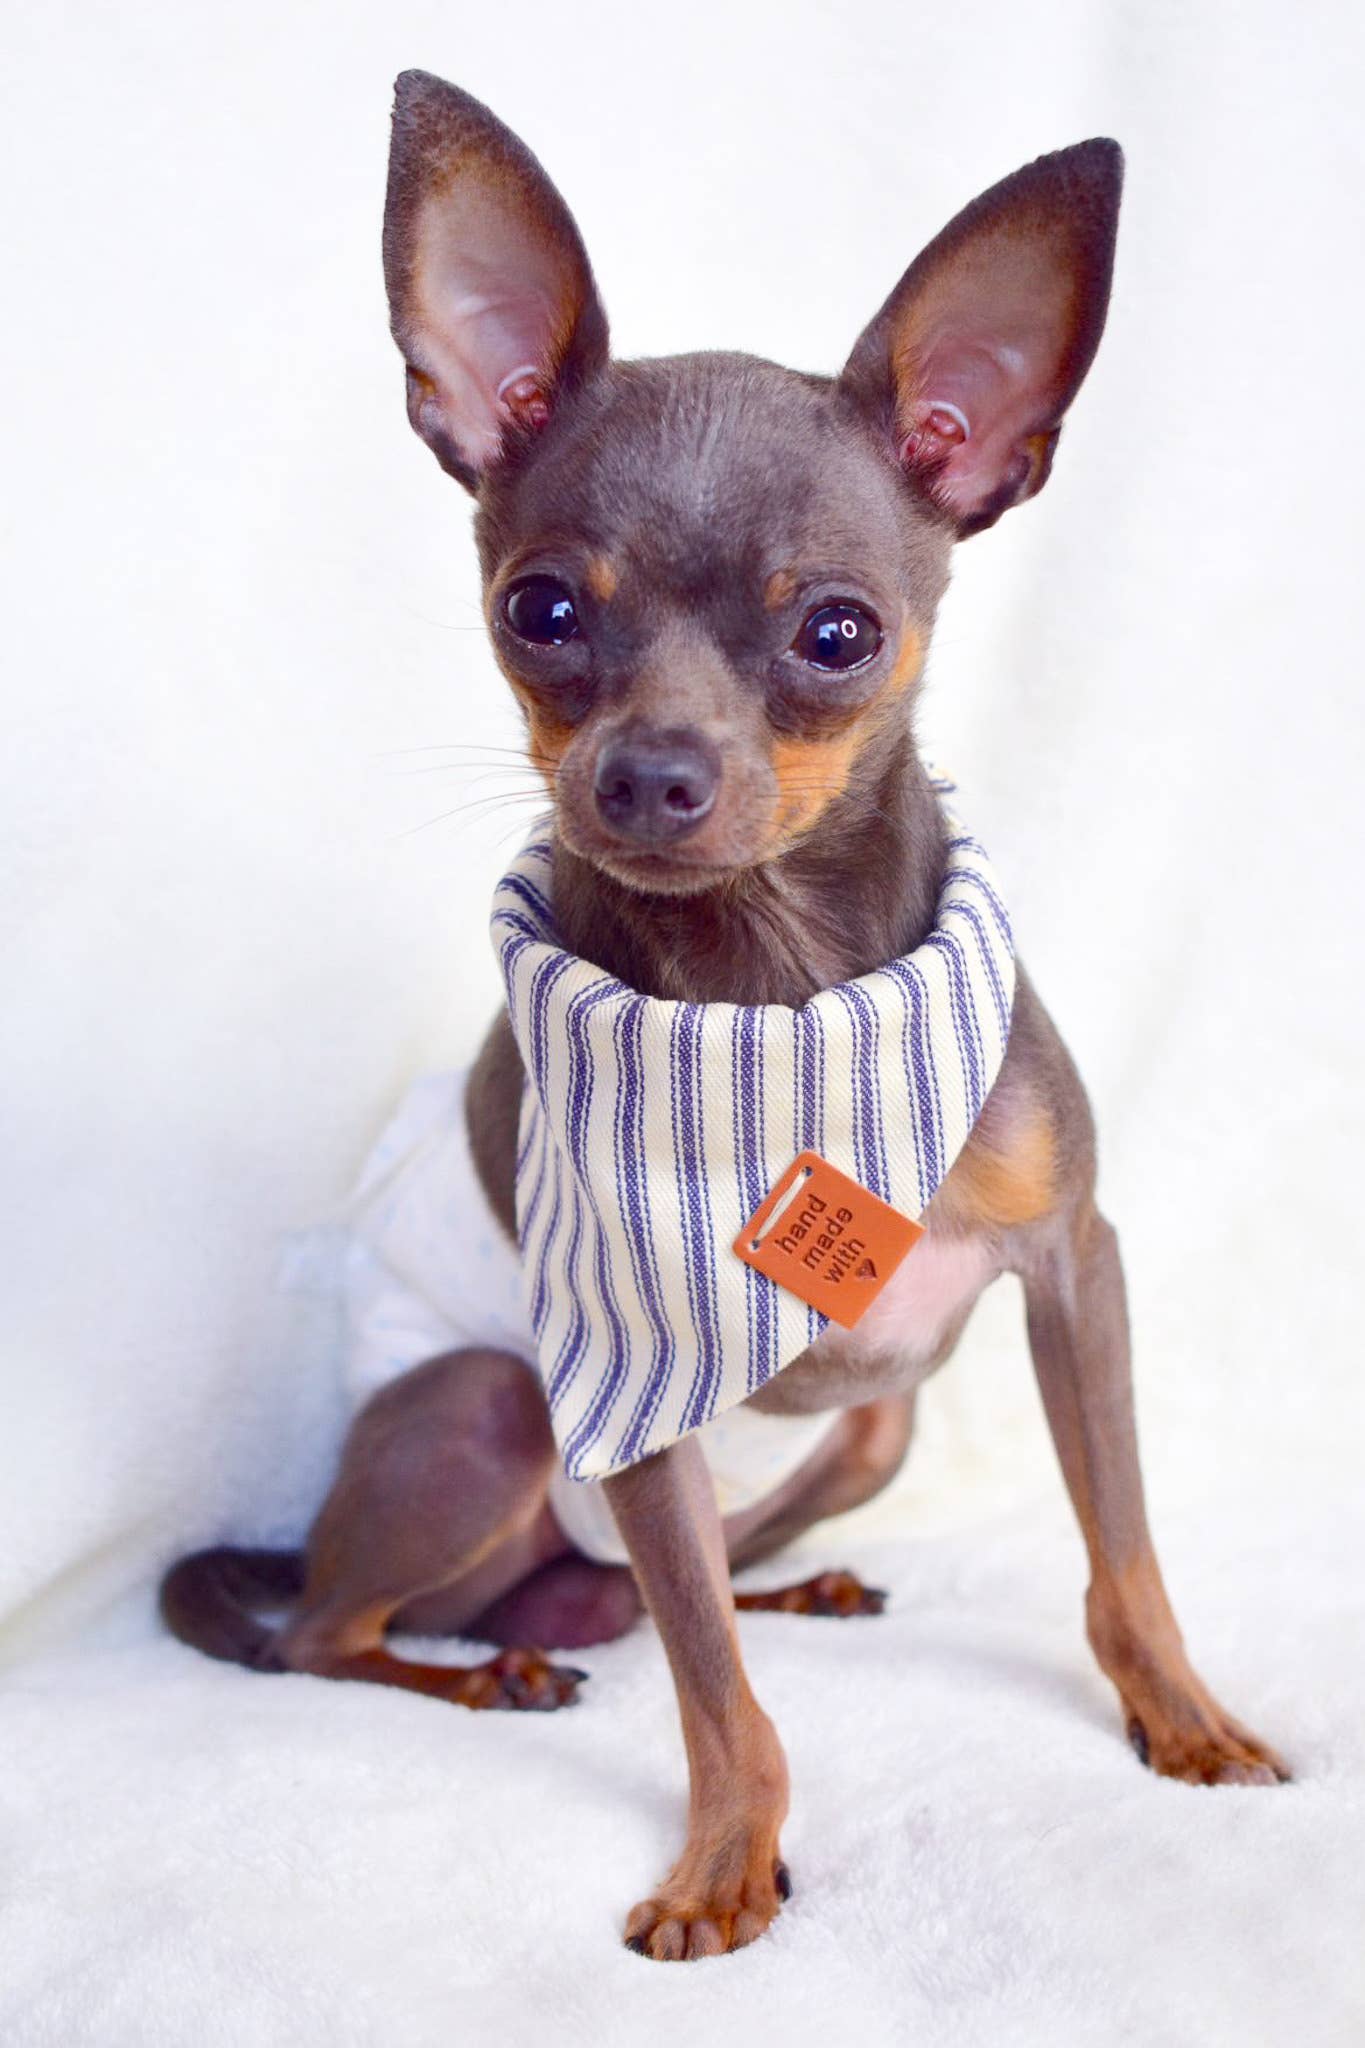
[732,1151,924,1329]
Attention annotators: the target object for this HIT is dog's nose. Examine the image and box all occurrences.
[593,727,720,843]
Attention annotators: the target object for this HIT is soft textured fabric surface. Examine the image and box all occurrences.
[494,793,1012,1478]
[4,0,1364,2039]
[1,1481,1359,2046]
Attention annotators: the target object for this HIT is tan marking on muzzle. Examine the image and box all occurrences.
[768,624,923,841]
[509,685,575,787]
[770,729,864,839]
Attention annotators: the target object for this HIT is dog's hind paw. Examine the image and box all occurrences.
[456,1646,588,1711]
[733,1567,887,1617]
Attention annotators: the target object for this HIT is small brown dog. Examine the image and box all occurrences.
[162,72,1287,1962]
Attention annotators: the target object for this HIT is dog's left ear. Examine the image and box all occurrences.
[839,140,1122,537]
[383,71,609,492]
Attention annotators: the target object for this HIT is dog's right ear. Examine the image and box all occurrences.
[383,72,609,492]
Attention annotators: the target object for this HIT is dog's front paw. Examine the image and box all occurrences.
[623,1855,791,1962]
[1124,1696,1290,1786]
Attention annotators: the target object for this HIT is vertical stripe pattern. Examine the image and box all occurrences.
[493,791,1014,1481]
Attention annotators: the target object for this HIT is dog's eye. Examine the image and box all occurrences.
[504,576,580,646]
[794,604,881,672]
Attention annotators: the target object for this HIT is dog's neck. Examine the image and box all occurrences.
[551,728,947,1007]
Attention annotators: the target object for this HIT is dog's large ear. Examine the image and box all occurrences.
[839,140,1122,537]
[383,71,609,491]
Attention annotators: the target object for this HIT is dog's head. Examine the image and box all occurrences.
[384,72,1120,895]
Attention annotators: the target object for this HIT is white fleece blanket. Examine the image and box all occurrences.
[1,1480,1361,2047]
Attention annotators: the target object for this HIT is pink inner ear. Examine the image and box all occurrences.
[895,236,1078,521]
[409,175,580,469]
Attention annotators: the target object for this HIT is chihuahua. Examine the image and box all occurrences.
[162,72,1287,1963]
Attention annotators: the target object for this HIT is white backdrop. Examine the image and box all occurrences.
[2,2,1363,2038]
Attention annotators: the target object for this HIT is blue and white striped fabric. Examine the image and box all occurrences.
[491,790,1015,1481]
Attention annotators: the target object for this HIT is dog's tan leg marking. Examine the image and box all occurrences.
[605,1439,790,1961]
[285,1640,585,1710]
[1024,1206,1289,1785]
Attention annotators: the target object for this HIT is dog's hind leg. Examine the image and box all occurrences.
[731,1569,887,1617]
[461,1554,644,1649]
[163,1348,587,1710]
[726,1394,915,1616]
[419,1391,919,1644]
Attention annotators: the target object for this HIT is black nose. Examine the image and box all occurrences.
[593,727,720,844]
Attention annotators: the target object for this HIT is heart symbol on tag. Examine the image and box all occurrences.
[733,1152,923,1329]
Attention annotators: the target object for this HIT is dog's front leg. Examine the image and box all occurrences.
[1023,1204,1289,1784]
[604,1437,791,1960]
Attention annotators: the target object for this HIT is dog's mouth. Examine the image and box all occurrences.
[557,817,749,898]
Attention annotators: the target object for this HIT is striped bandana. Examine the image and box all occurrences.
[491,783,1015,1482]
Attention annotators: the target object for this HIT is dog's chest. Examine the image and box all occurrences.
[838,1227,995,1365]
[757,1226,998,1410]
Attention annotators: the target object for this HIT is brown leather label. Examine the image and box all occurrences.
[732,1151,924,1329]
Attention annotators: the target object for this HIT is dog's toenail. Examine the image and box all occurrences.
[775,1861,793,1900]
[624,1934,647,1954]
[1127,1716,1150,1766]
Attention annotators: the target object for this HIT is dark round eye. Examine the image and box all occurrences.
[504,576,579,646]
[794,603,882,672]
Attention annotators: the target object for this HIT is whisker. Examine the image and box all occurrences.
[394,789,548,841]
[378,741,538,760]
[399,619,489,632]
[384,761,550,782]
